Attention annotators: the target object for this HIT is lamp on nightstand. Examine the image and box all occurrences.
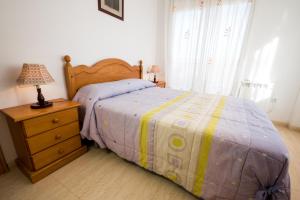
[17,64,55,109]
[150,65,161,83]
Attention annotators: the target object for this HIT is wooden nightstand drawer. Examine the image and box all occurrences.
[32,136,81,170]
[1,99,87,183]
[27,122,80,155]
[23,108,78,137]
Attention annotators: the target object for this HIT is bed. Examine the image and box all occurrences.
[63,55,290,200]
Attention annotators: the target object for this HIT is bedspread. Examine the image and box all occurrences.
[74,86,290,200]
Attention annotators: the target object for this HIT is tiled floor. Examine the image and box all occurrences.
[0,126,299,200]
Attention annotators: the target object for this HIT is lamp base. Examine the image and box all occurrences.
[153,74,157,83]
[31,101,53,109]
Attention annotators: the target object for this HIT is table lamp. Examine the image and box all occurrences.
[150,65,160,83]
[17,64,55,109]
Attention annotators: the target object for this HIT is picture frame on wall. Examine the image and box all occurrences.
[98,0,124,21]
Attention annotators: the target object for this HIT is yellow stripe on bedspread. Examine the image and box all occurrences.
[193,97,227,196]
[139,92,191,169]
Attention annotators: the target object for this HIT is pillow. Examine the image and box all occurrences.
[73,79,155,103]
[118,78,156,89]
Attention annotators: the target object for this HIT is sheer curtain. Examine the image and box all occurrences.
[166,0,254,95]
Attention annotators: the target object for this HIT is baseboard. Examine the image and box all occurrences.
[7,160,16,168]
[272,120,300,132]
[0,147,9,175]
[288,125,300,132]
[272,121,289,127]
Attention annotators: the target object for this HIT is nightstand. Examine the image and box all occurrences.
[155,81,166,88]
[1,99,87,183]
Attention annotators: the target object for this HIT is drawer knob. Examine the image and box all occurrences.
[58,149,65,154]
[52,118,60,123]
[55,134,62,140]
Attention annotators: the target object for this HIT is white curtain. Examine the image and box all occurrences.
[166,0,254,95]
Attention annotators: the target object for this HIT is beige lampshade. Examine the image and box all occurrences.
[16,64,54,86]
[150,65,160,73]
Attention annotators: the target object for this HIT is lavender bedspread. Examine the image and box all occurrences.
[74,79,290,200]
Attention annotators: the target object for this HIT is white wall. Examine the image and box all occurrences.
[240,0,300,123]
[0,0,159,164]
[290,90,300,127]
[155,0,167,81]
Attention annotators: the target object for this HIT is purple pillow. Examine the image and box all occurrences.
[73,79,155,103]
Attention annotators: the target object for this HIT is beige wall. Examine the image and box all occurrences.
[0,0,159,164]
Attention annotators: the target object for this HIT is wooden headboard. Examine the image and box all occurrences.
[63,55,143,100]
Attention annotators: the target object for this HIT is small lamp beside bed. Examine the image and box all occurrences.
[16,63,54,109]
[149,65,160,83]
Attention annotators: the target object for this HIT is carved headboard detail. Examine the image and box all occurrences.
[64,55,143,100]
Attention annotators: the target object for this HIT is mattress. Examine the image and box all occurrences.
[74,79,290,200]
